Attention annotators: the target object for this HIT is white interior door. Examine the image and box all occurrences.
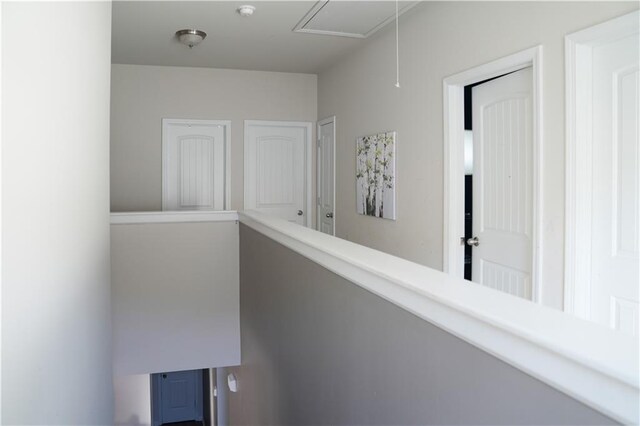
[590,31,639,335]
[471,67,533,299]
[157,370,202,424]
[244,120,311,226]
[162,119,230,211]
[317,117,335,235]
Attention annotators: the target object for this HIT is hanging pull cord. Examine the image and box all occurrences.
[394,0,400,88]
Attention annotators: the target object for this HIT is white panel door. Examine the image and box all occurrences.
[317,117,335,235]
[163,119,229,211]
[471,67,533,299]
[590,33,639,336]
[244,121,311,226]
[158,370,202,424]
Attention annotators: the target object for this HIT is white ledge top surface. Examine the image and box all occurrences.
[238,210,639,424]
[111,210,238,224]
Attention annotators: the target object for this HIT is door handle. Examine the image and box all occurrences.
[326,212,333,218]
[297,210,304,216]
[466,236,479,247]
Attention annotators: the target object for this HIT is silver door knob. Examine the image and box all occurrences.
[326,212,333,218]
[466,237,479,247]
[297,210,303,216]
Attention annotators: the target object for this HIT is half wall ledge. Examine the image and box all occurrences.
[238,209,639,425]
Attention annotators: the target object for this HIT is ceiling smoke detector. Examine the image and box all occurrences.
[237,5,256,17]
[175,29,207,48]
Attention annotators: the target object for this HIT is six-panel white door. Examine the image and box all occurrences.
[317,117,335,235]
[590,31,639,336]
[162,119,229,211]
[244,120,311,226]
[471,67,533,299]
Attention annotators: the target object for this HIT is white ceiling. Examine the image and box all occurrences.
[111,1,419,74]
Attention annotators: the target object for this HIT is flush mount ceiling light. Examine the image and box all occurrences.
[237,5,256,17]
[175,29,207,48]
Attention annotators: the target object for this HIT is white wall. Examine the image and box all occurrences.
[110,64,317,213]
[317,1,638,309]
[1,2,113,424]
[114,374,151,426]
[0,3,4,420]
[111,221,240,375]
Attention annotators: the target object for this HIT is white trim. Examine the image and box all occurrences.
[110,210,238,225]
[0,4,4,419]
[564,11,640,318]
[239,209,639,425]
[442,46,543,303]
[292,1,419,39]
[161,118,232,211]
[317,116,336,235]
[243,120,314,228]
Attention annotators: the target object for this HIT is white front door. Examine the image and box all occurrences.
[244,120,311,226]
[317,117,335,235]
[590,29,639,335]
[471,67,533,299]
[162,119,230,211]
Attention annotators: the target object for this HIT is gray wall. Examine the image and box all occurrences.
[111,221,240,376]
[1,2,113,424]
[228,224,615,425]
[317,2,638,309]
[110,64,317,213]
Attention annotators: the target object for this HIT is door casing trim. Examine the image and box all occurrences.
[442,46,543,303]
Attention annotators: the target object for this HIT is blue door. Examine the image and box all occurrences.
[157,370,203,424]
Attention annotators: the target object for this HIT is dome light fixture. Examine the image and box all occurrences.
[237,5,256,17]
[175,29,207,48]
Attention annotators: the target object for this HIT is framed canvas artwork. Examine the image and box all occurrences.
[356,131,396,220]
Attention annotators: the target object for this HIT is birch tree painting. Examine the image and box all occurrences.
[356,131,396,220]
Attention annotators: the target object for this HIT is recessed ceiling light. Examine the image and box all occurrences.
[237,5,256,17]
[175,29,207,48]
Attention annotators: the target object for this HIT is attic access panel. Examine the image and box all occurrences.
[293,1,419,39]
